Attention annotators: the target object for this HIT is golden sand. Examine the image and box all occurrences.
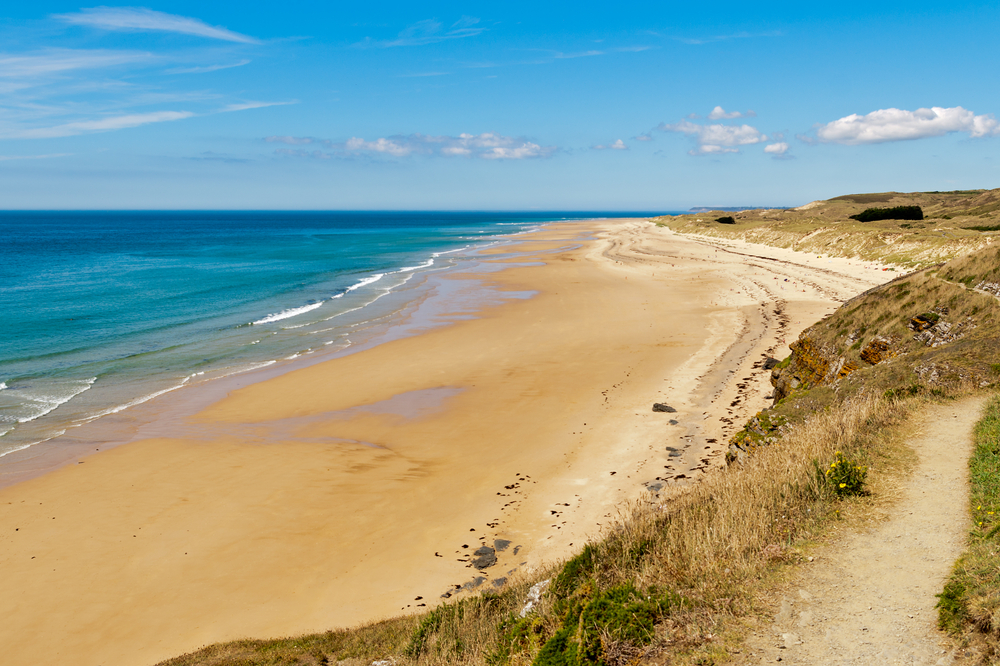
[0,220,891,666]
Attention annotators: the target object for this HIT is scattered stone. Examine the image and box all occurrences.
[763,357,780,370]
[513,545,521,555]
[494,539,511,552]
[519,579,550,617]
[652,403,677,413]
[472,547,497,569]
[460,577,486,591]
[491,577,507,588]
[645,481,664,492]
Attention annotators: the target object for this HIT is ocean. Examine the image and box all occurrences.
[0,211,668,459]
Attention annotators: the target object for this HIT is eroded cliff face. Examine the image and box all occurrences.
[728,245,1000,463]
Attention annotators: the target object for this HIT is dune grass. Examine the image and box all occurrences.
[937,395,1000,661]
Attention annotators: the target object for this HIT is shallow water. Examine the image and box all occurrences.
[0,211,668,458]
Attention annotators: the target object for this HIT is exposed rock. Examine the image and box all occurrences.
[494,539,511,552]
[763,357,780,370]
[652,403,677,413]
[519,579,550,617]
[860,336,895,365]
[491,577,507,588]
[472,547,497,569]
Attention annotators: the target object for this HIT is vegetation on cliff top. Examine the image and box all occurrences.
[654,188,1000,267]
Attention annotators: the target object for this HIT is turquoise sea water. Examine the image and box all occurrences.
[0,211,668,458]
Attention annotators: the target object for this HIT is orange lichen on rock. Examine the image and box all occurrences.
[860,337,895,365]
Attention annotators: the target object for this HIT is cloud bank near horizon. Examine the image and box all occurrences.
[266,132,557,160]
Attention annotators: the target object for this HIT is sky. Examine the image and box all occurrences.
[1,1,998,210]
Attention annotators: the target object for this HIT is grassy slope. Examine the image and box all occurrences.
[938,396,1000,661]
[655,189,1000,268]
[157,195,1000,666]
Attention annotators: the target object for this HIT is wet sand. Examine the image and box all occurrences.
[0,220,893,666]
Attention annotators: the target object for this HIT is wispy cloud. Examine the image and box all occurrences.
[168,59,251,74]
[0,49,152,78]
[267,132,557,160]
[5,102,288,139]
[592,139,628,150]
[0,153,73,161]
[398,71,450,78]
[633,132,653,142]
[814,106,1000,144]
[676,30,783,45]
[221,100,295,112]
[9,110,195,139]
[54,7,260,44]
[357,17,485,48]
[657,119,767,155]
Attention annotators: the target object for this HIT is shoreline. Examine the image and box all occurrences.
[0,219,894,666]
[0,223,550,488]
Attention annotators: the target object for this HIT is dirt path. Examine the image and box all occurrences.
[738,395,987,665]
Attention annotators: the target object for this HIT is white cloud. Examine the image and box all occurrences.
[358,17,485,48]
[815,106,1000,145]
[633,132,653,141]
[168,59,251,74]
[268,132,557,160]
[54,7,259,44]
[658,119,766,155]
[707,106,756,120]
[764,142,788,154]
[0,49,152,78]
[5,102,283,139]
[593,139,628,150]
[10,110,194,138]
[221,100,295,112]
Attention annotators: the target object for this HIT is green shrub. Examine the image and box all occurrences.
[716,216,736,224]
[825,452,867,496]
[850,206,924,222]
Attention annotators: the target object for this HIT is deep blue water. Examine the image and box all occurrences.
[0,211,670,456]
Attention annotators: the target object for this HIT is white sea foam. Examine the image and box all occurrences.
[16,377,96,424]
[285,353,301,360]
[0,382,6,391]
[84,375,193,421]
[0,438,56,459]
[432,245,469,257]
[331,273,386,299]
[396,258,434,272]
[252,301,324,325]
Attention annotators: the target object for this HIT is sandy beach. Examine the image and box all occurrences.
[0,219,893,666]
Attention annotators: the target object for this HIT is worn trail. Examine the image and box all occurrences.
[738,396,987,665]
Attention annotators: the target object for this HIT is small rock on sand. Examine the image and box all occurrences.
[494,539,512,552]
[652,403,677,413]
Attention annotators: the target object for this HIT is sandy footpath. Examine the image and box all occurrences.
[0,220,892,666]
[737,396,987,665]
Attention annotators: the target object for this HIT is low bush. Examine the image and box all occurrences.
[850,206,924,222]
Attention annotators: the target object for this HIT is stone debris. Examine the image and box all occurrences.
[472,546,497,569]
[652,403,677,413]
[519,579,550,617]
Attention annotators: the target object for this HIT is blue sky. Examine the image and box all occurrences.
[1,2,998,209]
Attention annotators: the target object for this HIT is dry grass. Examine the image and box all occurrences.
[156,392,917,666]
[653,189,1000,268]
